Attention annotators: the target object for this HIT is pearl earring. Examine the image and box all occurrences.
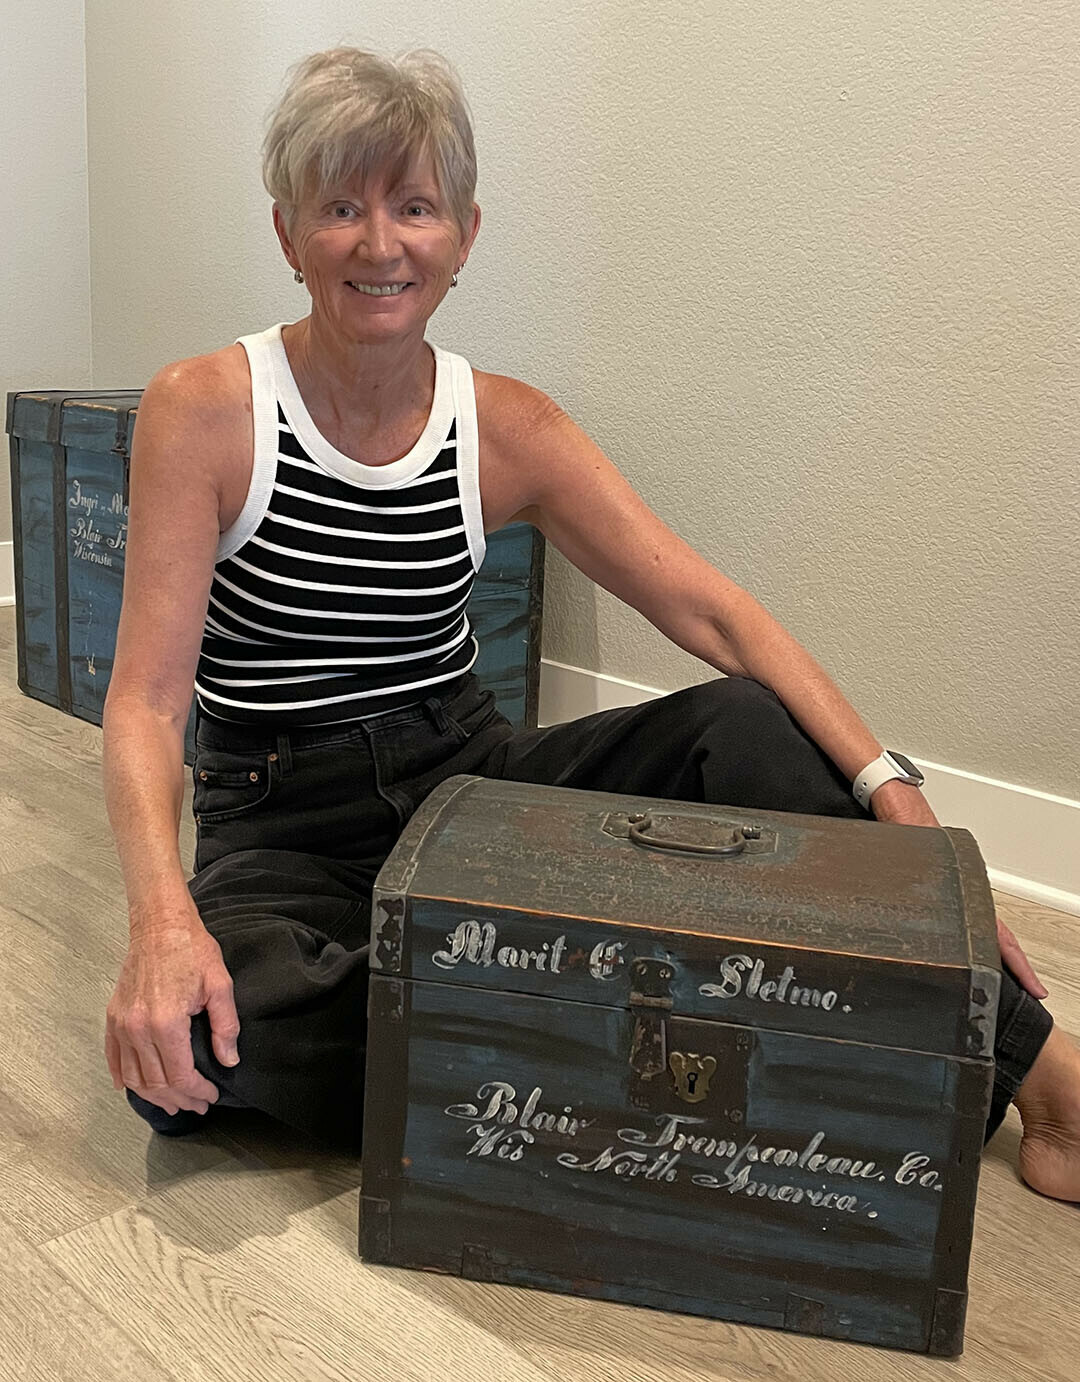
[294,268,304,284]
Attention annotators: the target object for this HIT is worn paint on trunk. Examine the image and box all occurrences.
[362,775,998,1356]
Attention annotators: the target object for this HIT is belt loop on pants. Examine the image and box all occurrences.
[274,731,293,777]
[422,696,452,736]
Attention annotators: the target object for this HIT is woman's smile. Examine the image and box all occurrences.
[347,280,410,295]
[346,280,413,296]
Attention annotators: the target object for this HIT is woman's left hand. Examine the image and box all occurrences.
[871,781,1049,1000]
[995,916,1049,1000]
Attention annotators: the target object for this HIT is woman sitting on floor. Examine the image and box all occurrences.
[102,47,1080,1199]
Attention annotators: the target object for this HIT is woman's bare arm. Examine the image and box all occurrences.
[102,354,247,1112]
[478,374,929,819]
[477,374,1046,997]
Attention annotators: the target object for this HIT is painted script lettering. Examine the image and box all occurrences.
[68,482,128,569]
[442,1073,947,1225]
[445,1081,592,1137]
[699,953,847,1013]
[557,1146,681,1181]
[433,921,567,975]
[445,1081,593,1160]
[69,479,98,515]
[432,920,626,982]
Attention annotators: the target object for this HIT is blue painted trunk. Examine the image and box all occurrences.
[361,775,1000,1356]
[7,390,544,759]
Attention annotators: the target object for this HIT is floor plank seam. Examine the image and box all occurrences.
[23,1129,245,1253]
[31,1229,188,1382]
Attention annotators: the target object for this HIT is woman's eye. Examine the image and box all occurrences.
[331,205,353,218]
[405,203,429,217]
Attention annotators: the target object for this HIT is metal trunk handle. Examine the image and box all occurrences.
[627,812,761,856]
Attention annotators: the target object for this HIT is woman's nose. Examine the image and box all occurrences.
[361,207,397,261]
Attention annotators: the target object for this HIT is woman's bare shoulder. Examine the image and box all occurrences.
[135,344,254,528]
[472,368,566,447]
[471,369,578,528]
[144,342,250,426]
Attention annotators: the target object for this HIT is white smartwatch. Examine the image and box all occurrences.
[853,750,925,811]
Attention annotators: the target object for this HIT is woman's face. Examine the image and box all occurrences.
[275,154,479,345]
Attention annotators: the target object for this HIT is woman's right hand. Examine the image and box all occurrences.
[105,906,241,1116]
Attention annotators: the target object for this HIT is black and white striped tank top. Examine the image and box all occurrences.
[194,322,486,727]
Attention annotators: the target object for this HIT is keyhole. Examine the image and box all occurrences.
[686,1072,698,1095]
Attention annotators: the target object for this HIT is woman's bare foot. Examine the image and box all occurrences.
[1014,1025,1080,1202]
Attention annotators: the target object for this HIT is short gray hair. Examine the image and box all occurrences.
[262,48,477,235]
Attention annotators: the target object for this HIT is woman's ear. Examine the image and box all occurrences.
[459,203,482,268]
[271,202,300,274]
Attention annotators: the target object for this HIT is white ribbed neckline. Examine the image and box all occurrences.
[265,321,455,489]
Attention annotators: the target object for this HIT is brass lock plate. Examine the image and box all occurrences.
[628,956,753,1123]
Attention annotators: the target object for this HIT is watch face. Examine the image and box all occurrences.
[887,750,922,779]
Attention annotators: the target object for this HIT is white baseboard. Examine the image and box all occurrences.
[538,658,661,722]
[539,658,1080,917]
[0,542,13,606]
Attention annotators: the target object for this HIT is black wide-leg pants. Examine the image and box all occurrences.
[128,674,1052,1150]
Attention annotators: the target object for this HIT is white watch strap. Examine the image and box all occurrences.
[853,753,915,811]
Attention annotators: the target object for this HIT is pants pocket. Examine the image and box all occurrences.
[193,749,280,824]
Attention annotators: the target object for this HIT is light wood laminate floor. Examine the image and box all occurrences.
[1,605,1076,1382]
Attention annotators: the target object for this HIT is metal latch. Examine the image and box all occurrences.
[628,957,674,1104]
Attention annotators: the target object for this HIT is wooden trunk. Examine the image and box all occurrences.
[6,390,545,759]
[360,775,1000,1356]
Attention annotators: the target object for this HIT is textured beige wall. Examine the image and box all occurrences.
[85,0,1079,797]
[1,0,93,547]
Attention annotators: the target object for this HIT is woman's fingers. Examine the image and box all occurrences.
[111,1017,214,1116]
[106,925,231,1119]
[157,1024,219,1108]
[205,976,242,1068]
[997,916,1048,1000]
[104,1027,124,1091]
[117,1039,146,1096]
[135,1033,209,1116]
